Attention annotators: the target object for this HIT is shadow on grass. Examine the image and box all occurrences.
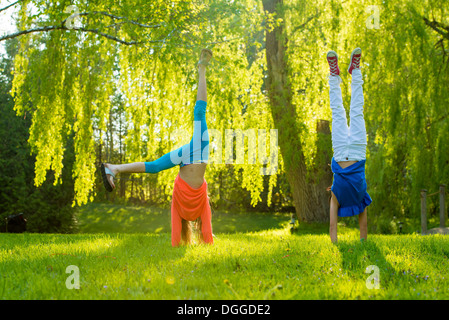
[335,238,394,275]
[76,202,291,235]
[76,203,171,234]
[289,222,329,235]
[289,218,398,293]
[211,211,289,234]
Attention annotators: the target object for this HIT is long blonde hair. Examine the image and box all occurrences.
[180,218,205,245]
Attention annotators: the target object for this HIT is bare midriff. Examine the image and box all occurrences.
[337,160,357,169]
[179,163,207,189]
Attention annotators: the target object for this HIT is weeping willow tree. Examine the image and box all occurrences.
[262,0,336,222]
[307,0,449,227]
[259,0,449,223]
[358,0,449,225]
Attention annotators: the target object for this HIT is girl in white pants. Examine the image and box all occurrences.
[327,48,372,243]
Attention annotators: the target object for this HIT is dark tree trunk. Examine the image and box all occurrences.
[311,120,333,222]
[262,0,331,222]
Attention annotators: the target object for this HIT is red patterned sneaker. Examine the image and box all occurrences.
[326,51,340,76]
[348,48,362,75]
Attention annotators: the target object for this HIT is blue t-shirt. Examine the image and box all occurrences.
[331,157,372,217]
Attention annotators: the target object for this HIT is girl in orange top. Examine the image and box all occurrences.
[171,174,213,246]
[100,49,213,246]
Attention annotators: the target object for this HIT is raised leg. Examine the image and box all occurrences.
[102,51,212,192]
[348,68,367,151]
[146,50,212,170]
[197,62,207,102]
[103,162,145,189]
[329,75,349,154]
[189,61,209,164]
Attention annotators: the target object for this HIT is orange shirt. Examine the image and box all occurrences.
[171,174,213,247]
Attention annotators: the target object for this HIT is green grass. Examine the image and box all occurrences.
[1,203,449,300]
[74,202,289,234]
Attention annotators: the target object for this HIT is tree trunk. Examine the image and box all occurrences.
[262,0,331,222]
[311,120,333,222]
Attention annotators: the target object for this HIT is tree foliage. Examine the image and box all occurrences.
[0,37,76,233]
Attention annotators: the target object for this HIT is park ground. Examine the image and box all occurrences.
[0,202,448,300]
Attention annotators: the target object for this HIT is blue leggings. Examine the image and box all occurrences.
[144,100,209,173]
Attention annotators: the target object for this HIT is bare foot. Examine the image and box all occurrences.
[198,49,212,68]
[104,163,119,189]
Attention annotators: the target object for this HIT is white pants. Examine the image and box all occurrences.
[329,69,367,162]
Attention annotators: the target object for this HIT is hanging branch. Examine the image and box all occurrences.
[0,24,142,45]
[423,17,449,41]
[74,11,161,29]
[423,16,449,64]
[0,0,21,14]
[426,112,449,129]
[291,11,320,35]
[0,10,163,45]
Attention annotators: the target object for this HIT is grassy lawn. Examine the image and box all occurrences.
[1,203,448,300]
[74,202,290,235]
